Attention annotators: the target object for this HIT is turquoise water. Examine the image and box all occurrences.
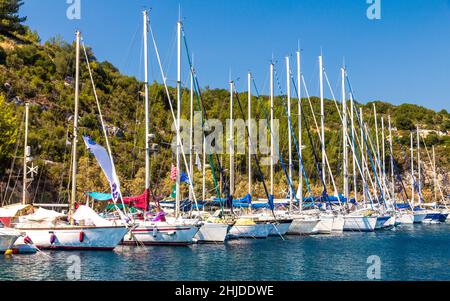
[1,224,449,281]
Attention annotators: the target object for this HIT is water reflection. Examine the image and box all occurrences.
[0,224,448,280]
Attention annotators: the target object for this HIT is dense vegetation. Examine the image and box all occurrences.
[0,2,449,206]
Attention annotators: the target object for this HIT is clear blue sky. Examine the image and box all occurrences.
[22,0,450,111]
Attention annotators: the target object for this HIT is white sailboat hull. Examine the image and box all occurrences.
[194,222,229,243]
[413,212,427,223]
[14,226,128,250]
[384,216,396,228]
[312,216,334,234]
[331,216,345,232]
[397,213,414,224]
[375,215,393,229]
[343,216,377,232]
[268,220,292,236]
[287,218,320,235]
[122,222,199,246]
[0,229,20,253]
[228,223,270,239]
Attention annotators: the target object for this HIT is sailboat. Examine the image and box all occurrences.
[287,54,342,235]
[12,31,129,250]
[187,46,230,243]
[408,127,446,224]
[0,220,20,253]
[121,11,200,246]
[226,72,289,239]
[342,88,377,231]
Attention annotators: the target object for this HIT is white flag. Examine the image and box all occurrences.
[83,136,121,204]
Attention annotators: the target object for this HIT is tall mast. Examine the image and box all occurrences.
[175,18,182,218]
[388,116,395,205]
[296,51,302,212]
[360,107,366,204]
[381,117,386,201]
[270,63,274,196]
[373,104,380,197]
[70,30,81,222]
[248,72,252,197]
[410,132,414,205]
[341,67,348,201]
[189,58,194,201]
[286,56,293,210]
[416,125,421,202]
[350,93,357,202]
[143,11,151,193]
[229,80,235,196]
[319,55,326,188]
[22,102,29,205]
[432,145,437,203]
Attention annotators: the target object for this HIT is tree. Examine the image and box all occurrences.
[0,0,26,36]
[395,113,413,130]
[0,94,17,172]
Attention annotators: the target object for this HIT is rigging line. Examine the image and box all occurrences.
[363,123,390,209]
[183,58,222,199]
[64,145,73,204]
[1,109,24,205]
[311,83,375,207]
[344,107,378,203]
[57,127,70,204]
[147,19,200,211]
[6,169,21,206]
[152,135,177,203]
[81,40,128,218]
[293,87,341,210]
[275,66,328,199]
[181,28,225,202]
[320,69,349,196]
[363,122,392,208]
[130,92,141,178]
[348,106,377,207]
[233,83,276,217]
[387,128,409,203]
[393,135,424,204]
[421,136,446,205]
[252,78,313,200]
[300,73,340,197]
[391,136,411,201]
[32,159,44,205]
[345,77,390,207]
[121,20,141,75]
[274,68,314,196]
[147,72,176,202]
[300,75,328,176]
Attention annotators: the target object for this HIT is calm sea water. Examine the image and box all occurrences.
[1,224,449,281]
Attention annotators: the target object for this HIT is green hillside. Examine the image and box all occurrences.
[1,2,449,206]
